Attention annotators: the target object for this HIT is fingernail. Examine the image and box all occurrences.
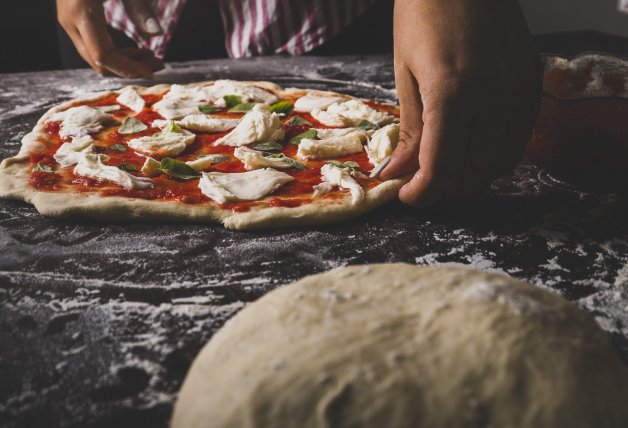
[145,18,162,34]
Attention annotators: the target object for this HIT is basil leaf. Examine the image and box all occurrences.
[228,103,256,113]
[96,105,121,113]
[328,161,345,168]
[198,104,217,114]
[223,95,242,108]
[261,152,307,170]
[356,120,379,131]
[251,142,283,151]
[342,161,360,169]
[118,117,148,134]
[118,163,138,173]
[109,144,127,152]
[204,155,230,164]
[286,116,312,127]
[163,120,183,134]
[159,157,201,180]
[270,101,294,115]
[289,129,317,145]
[282,156,308,170]
[329,160,360,170]
[32,163,53,172]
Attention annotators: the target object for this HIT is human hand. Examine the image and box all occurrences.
[56,0,165,78]
[381,0,542,206]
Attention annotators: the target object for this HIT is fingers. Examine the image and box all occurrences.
[57,0,106,74]
[63,24,107,75]
[398,86,473,207]
[121,0,163,36]
[379,60,422,181]
[76,2,154,78]
[57,0,161,78]
[119,47,165,72]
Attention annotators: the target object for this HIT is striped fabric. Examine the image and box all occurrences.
[103,0,377,59]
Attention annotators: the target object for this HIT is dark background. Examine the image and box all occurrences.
[3,0,628,76]
[0,0,396,74]
[1,1,62,73]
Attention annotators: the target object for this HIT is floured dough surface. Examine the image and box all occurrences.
[172,264,628,428]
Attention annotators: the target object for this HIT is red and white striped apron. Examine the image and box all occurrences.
[103,0,378,59]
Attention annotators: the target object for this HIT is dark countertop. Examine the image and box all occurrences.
[1,54,627,428]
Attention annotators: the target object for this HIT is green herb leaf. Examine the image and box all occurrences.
[96,105,121,113]
[118,117,148,134]
[251,142,283,151]
[109,144,127,152]
[342,161,360,169]
[223,95,242,108]
[163,120,183,134]
[198,104,218,114]
[328,160,360,170]
[159,157,201,180]
[286,116,312,127]
[261,152,308,170]
[32,163,53,172]
[356,120,379,131]
[228,103,256,113]
[283,157,308,170]
[270,101,294,115]
[289,129,317,145]
[117,163,138,172]
[209,155,230,164]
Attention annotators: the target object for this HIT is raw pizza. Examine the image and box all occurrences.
[0,80,407,230]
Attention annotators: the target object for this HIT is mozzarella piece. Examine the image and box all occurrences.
[198,168,294,204]
[215,104,284,147]
[310,108,350,127]
[116,88,145,113]
[179,115,240,132]
[152,84,210,119]
[49,106,113,138]
[74,154,154,190]
[297,134,364,160]
[366,123,400,166]
[313,127,369,141]
[311,181,335,198]
[311,99,397,127]
[141,157,162,177]
[153,115,239,133]
[53,135,94,167]
[313,164,364,205]
[152,81,278,119]
[128,128,196,158]
[151,119,170,128]
[204,80,278,108]
[233,147,291,170]
[327,100,397,126]
[294,93,346,113]
[186,154,230,172]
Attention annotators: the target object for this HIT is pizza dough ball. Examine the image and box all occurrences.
[172,264,628,428]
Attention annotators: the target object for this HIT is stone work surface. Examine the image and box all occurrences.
[0,55,626,428]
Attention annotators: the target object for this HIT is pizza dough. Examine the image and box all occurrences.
[0,81,408,230]
[172,264,628,428]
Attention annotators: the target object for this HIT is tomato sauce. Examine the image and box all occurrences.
[29,86,396,208]
[268,197,310,208]
[29,171,61,190]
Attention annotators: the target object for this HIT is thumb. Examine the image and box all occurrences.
[379,60,422,181]
[122,0,163,36]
